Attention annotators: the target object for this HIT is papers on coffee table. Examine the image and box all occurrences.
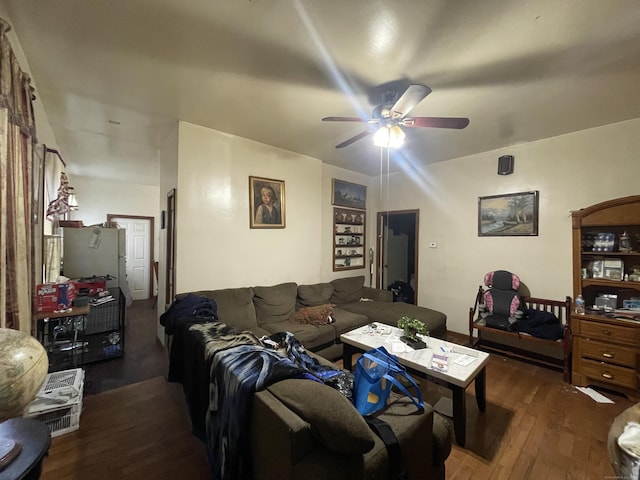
[341,323,489,388]
[432,353,449,372]
[453,354,477,367]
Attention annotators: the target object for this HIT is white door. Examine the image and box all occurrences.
[112,217,151,300]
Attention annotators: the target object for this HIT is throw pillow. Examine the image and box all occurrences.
[267,379,375,455]
[292,304,336,325]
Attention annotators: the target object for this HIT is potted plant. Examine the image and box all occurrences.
[397,316,428,349]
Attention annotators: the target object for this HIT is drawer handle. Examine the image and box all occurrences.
[602,372,614,379]
[602,329,612,336]
[602,352,614,358]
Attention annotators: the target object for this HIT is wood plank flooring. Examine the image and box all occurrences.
[39,326,634,479]
[40,377,209,480]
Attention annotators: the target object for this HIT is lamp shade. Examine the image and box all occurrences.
[67,187,79,210]
[0,328,48,422]
[373,125,405,148]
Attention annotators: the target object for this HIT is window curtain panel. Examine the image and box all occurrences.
[0,18,37,332]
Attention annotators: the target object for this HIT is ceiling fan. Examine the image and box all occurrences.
[322,84,469,149]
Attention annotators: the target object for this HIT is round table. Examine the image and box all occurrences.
[0,418,51,480]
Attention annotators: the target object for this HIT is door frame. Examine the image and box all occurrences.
[107,214,155,299]
[376,209,420,304]
[165,189,177,305]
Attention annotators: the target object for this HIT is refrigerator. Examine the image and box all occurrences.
[62,227,126,290]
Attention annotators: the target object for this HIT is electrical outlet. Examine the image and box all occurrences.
[429,242,437,248]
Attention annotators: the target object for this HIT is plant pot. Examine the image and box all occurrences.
[400,336,427,350]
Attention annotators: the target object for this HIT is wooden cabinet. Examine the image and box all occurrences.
[333,207,366,271]
[571,196,640,397]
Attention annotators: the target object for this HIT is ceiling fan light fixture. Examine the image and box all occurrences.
[373,125,405,148]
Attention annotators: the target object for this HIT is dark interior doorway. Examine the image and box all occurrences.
[377,210,419,304]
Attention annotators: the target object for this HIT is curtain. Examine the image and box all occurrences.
[0,18,37,332]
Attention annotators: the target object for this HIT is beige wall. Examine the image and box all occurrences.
[173,122,375,295]
[70,176,160,227]
[383,117,640,334]
[165,118,639,338]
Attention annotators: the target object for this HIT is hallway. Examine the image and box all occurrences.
[82,298,168,395]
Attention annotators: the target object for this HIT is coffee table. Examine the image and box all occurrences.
[341,323,489,447]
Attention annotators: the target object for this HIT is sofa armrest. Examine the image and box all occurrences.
[252,389,314,480]
[361,286,393,303]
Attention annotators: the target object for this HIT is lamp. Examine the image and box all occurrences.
[373,125,405,148]
[67,187,79,211]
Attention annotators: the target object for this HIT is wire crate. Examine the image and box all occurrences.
[85,291,120,335]
[25,368,84,437]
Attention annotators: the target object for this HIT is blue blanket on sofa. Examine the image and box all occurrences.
[180,324,340,480]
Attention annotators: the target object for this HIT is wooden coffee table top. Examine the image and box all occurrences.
[341,323,489,388]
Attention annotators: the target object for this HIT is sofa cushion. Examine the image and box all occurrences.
[432,413,453,465]
[253,282,298,325]
[292,304,336,325]
[328,308,370,336]
[340,301,447,339]
[330,276,365,304]
[267,379,375,455]
[260,320,336,352]
[297,283,334,307]
[180,288,257,331]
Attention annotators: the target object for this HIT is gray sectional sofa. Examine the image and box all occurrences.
[179,274,447,360]
[167,274,451,479]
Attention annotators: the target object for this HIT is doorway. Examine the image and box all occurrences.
[107,214,155,301]
[376,210,419,304]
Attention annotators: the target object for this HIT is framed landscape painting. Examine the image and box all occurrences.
[478,191,539,236]
[249,176,286,229]
[332,179,366,210]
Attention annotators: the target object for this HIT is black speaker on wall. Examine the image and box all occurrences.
[497,155,514,175]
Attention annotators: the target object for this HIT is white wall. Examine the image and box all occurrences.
[172,122,375,294]
[382,118,640,334]
[70,176,159,227]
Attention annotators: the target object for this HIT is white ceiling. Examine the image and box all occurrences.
[3,0,640,185]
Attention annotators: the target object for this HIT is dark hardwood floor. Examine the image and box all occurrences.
[82,298,169,395]
[39,320,631,479]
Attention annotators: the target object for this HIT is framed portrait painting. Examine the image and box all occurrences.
[478,190,539,236]
[332,178,366,210]
[249,176,286,229]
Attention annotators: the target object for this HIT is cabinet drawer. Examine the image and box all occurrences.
[577,358,637,389]
[578,319,638,345]
[578,338,637,368]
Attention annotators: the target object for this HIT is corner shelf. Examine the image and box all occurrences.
[333,207,366,271]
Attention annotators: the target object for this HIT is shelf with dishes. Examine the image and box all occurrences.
[571,196,640,397]
[333,207,366,271]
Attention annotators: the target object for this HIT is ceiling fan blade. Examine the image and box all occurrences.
[322,116,366,122]
[390,84,431,119]
[335,130,371,148]
[402,116,470,129]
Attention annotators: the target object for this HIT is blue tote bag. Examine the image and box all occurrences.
[353,346,424,416]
